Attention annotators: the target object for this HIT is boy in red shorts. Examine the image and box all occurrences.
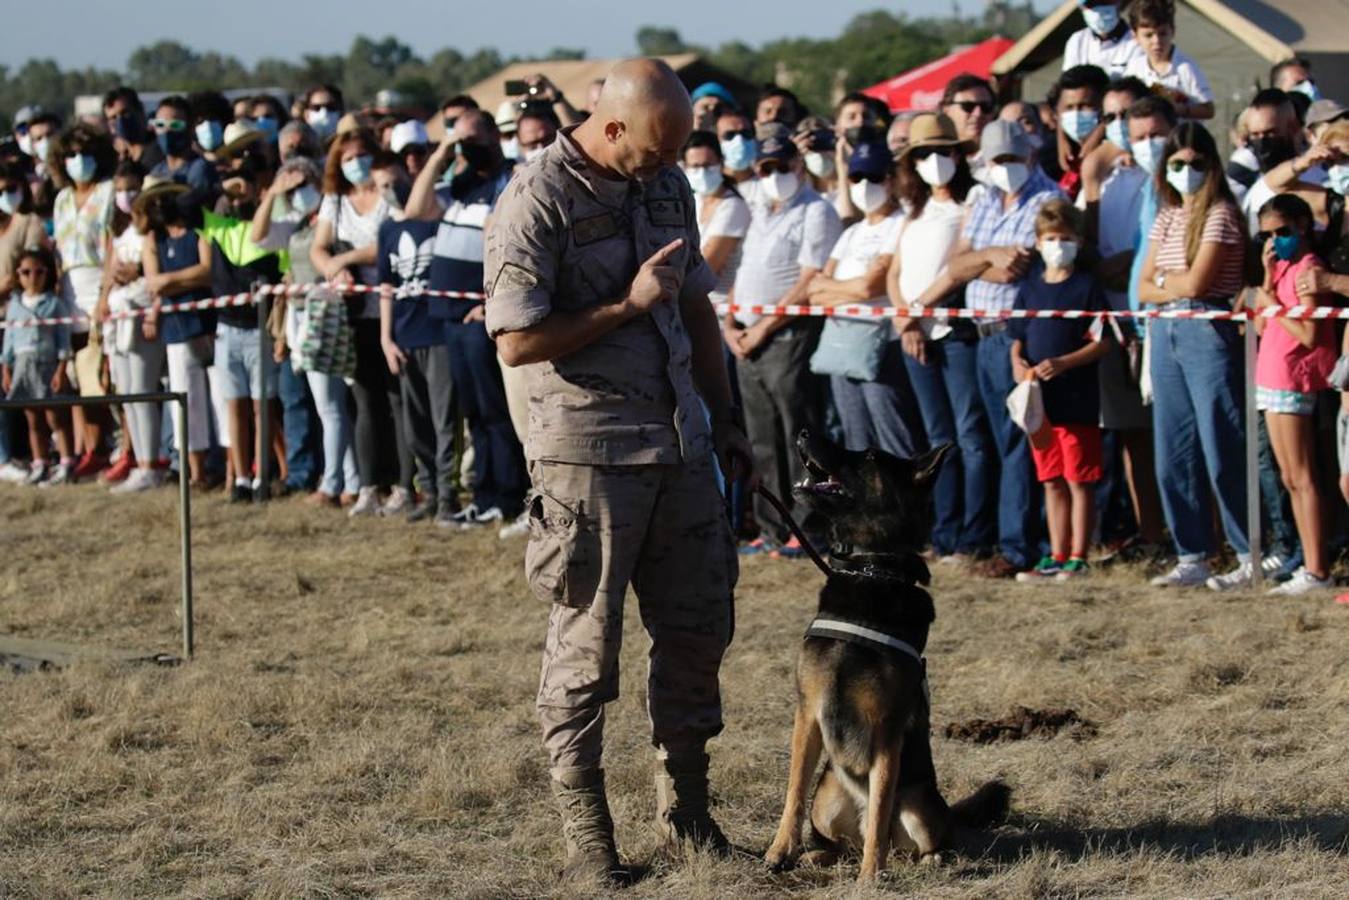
[1010,200,1111,580]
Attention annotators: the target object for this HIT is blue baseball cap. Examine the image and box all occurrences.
[690,82,736,106]
[848,141,892,179]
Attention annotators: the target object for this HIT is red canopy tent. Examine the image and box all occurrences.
[862,36,1015,112]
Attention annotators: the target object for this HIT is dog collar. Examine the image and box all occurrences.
[827,547,930,586]
[806,617,924,664]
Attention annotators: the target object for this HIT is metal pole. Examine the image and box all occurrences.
[177,393,194,659]
[1244,317,1262,586]
[256,288,271,501]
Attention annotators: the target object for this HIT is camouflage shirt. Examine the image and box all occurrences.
[485,125,717,465]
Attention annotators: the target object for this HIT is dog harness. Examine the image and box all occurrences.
[805,617,924,663]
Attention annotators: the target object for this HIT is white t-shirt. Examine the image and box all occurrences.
[318,193,391,287]
[831,210,903,284]
[897,198,964,340]
[1063,26,1145,79]
[1243,165,1329,232]
[695,190,751,300]
[1124,47,1214,105]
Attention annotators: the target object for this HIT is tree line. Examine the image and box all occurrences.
[0,5,1037,127]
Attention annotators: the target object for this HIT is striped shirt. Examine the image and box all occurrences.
[431,166,514,320]
[1148,202,1245,302]
[962,167,1065,313]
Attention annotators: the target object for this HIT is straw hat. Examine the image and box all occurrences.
[899,113,974,159]
[131,176,188,214]
[216,121,263,159]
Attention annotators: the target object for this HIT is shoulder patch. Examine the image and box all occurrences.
[646,198,686,228]
[492,262,540,296]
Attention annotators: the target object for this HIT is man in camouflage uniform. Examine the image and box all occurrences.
[485,59,753,884]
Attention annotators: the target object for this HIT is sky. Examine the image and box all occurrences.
[3,0,1056,71]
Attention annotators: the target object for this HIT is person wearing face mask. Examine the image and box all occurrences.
[276,120,320,168]
[828,94,884,221]
[406,108,526,533]
[805,141,926,461]
[148,96,221,205]
[103,86,163,170]
[51,124,119,478]
[715,109,758,185]
[999,100,1057,179]
[682,131,751,306]
[929,120,1066,579]
[248,95,288,149]
[1049,64,1109,198]
[1136,122,1252,592]
[889,113,995,565]
[186,90,232,168]
[727,133,841,557]
[1271,58,1319,103]
[1265,120,1349,291]
[252,157,352,508]
[389,120,431,179]
[1064,0,1145,79]
[791,116,839,204]
[1240,90,1318,232]
[516,108,560,163]
[439,94,480,138]
[1008,201,1111,581]
[0,163,47,299]
[484,59,752,882]
[312,128,410,518]
[302,84,345,144]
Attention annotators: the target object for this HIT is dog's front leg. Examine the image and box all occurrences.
[764,703,822,871]
[858,739,903,881]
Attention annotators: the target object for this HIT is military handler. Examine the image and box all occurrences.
[485,59,754,883]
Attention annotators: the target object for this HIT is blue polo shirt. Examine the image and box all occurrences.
[377,218,443,349]
[1009,262,1106,426]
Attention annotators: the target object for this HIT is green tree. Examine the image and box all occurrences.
[636,27,688,57]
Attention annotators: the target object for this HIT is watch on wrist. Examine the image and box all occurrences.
[1154,270,1167,289]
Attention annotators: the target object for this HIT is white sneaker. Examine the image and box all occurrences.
[498,511,530,540]
[24,462,48,485]
[449,503,481,527]
[379,485,413,517]
[348,486,381,517]
[462,505,504,530]
[0,461,29,483]
[1260,553,1288,576]
[40,461,74,488]
[1206,561,1254,593]
[110,468,161,494]
[1266,567,1333,596]
[1149,560,1211,588]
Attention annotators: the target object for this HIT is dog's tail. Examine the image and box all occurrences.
[949,780,1011,829]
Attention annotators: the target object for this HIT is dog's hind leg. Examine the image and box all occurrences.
[800,768,857,868]
[858,737,903,881]
[897,779,951,862]
[764,703,823,872]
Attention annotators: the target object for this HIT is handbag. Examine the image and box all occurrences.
[809,318,889,381]
[1328,354,1349,392]
[294,285,357,378]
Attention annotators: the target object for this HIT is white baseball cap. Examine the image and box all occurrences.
[390,119,429,154]
[495,100,519,134]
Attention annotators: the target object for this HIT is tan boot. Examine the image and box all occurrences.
[654,748,731,855]
[551,768,627,886]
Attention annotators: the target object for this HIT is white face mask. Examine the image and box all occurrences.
[989,161,1029,194]
[915,152,956,187]
[500,136,520,160]
[17,133,32,157]
[1327,163,1349,196]
[804,151,835,178]
[684,164,724,196]
[1040,238,1079,269]
[1130,136,1167,174]
[1080,3,1120,37]
[1165,163,1206,196]
[761,170,800,203]
[849,179,889,214]
[0,189,20,215]
[305,108,338,138]
[32,136,49,164]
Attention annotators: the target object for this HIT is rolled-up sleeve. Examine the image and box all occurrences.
[484,177,560,337]
[678,178,717,302]
[798,200,842,270]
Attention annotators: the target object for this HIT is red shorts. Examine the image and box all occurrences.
[1031,424,1103,484]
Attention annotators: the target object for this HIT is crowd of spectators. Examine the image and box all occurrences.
[4,0,1349,596]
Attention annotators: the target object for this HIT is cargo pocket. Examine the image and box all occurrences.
[524,491,602,608]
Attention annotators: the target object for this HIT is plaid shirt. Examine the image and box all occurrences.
[962,167,1065,313]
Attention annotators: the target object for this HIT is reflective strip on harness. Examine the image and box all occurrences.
[805,617,924,663]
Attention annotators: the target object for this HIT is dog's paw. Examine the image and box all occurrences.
[763,839,802,872]
[918,850,946,867]
[798,849,839,868]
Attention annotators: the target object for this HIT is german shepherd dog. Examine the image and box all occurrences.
[763,430,1010,881]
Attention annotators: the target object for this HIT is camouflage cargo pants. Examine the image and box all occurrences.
[526,457,737,778]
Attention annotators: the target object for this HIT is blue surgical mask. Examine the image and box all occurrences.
[291,184,321,218]
[341,154,373,186]
[720,135,757,173]
[306,108,337,140]
[64,153,96,184]
[1130,136,1167,174]
[1327,163,1349,196]
[1106,118,1129,149]
[1291,79,1321,103]
[195,120,224,151]
[1080,3,1120,37]
[1273,233,1300,261]
[253,115,279,144]
[1060,109,1100,144]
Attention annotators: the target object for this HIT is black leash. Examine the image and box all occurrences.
[753,484,834,579]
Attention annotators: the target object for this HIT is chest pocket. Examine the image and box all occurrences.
[560,230,635,310]
[641,197,692,273]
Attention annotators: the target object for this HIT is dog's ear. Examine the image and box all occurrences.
[911,443,955,487]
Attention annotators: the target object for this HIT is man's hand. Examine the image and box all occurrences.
[145,272,170,298]
[985,246,1031,274]
[1034,356,1064,380]
[738,320,772,357]
[381,337,406,376]
[897,318,927,365]
[1296,266,1333,296]
[1294,143,1338,177]
[723,321,748,359]
[625,239,683,313]
[462,304,486,323]
[269,168,306,198]
[712,418,754,483]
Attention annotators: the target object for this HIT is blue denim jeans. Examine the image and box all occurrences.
[829,339,928,460]
[1149,316,1250,561]
[444,319,528,516]
[0,407,13,463]
[975,329,1040,567]
[278,356,319,491]
[1257,413,1297,558]
[904,335,997,555]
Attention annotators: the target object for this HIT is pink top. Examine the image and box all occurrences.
[1255,254,1337,394]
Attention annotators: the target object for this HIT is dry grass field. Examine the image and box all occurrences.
[4,481,1349,898]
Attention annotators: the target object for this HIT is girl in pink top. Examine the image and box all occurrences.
[1253,193,1337,594]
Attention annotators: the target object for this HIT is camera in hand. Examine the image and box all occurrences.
[807,129,836,153]
[505,79,540,97]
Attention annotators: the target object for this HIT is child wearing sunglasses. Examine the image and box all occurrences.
[1,247,76,485]
[1252,193,1338,595]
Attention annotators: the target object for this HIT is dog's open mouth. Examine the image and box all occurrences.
[795,435,852,500]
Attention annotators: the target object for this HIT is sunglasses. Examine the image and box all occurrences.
[719,128,753,142]
[17,266,46,276]
[1167,158,1209,173]
[848,173,886,185]
[951,100,994,115]
[910,146,954,161]
[756,160,791,176]
[1256,226,1295,240]
[1102,111,1125,124]
[308,102,337,112]
[150,119,187,132]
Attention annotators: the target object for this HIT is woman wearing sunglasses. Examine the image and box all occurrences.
[1137,122,1251,591]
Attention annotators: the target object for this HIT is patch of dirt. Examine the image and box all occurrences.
[944,706,1098,743]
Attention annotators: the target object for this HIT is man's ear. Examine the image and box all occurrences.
[911,442,955,486]
[604,119,625,145]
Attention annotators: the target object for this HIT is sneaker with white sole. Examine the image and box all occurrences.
[1260,553,1288,576]
[1149,560,1211,588]
[461,505,504,530]
[379,485,413,517]
[24,462,48,485]
[498,511,530,540]
[0,461,30,484]
[1206,561,1254,593]
[1015,555,1063,582]
[1266,567,1333,596]
[1055,559,1090,580]
[348,486,381,518]
[40,461,74,487]
[449,503,481,528]
[111,468,162,494]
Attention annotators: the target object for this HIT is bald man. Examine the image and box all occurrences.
[485,58,752,884]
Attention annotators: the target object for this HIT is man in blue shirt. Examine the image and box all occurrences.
[149,95,220,207]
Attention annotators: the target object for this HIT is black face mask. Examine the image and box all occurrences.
[111,112,144,143]
[1250,135,1295,172]
[457,140,495,172]
[157,130,192,157]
